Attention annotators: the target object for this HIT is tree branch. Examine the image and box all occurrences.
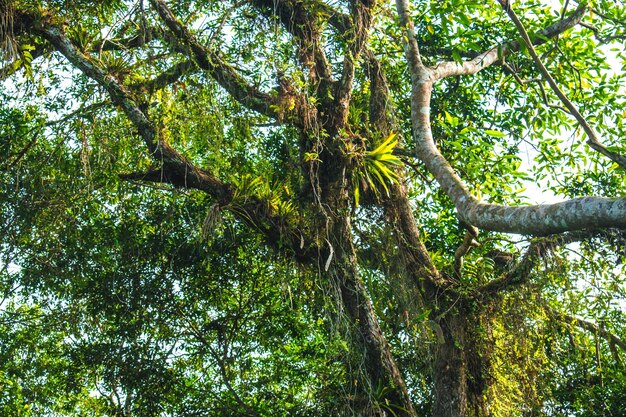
[1,131,39,170]
[430,2,587,80]
[331,1,377,130]
[547,307,626,353]
[479,229,615,293]
[500,1,626,170]
[135,59,196,94]
[396,0,424,70]
[579,21,626,45]
[454,229,480,280]
[396,1,626,236]
[148,0,282,119]
[180,312,261,417]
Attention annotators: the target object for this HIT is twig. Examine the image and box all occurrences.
[500,1,626,169]
[453,229,480,279]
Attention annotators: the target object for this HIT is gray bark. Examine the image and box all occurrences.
[395,0,626,236]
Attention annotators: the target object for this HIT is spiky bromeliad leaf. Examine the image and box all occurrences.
[354,132,402,206]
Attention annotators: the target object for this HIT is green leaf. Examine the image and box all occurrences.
[484,129,506,138]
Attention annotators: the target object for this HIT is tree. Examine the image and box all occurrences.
[1,0,625,416]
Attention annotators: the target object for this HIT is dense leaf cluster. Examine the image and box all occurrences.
[1,0,625,416]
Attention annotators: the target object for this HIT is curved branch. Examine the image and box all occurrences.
[454,229,479,280]
[479,230,608,293]
[579,21,626,45]
[430,2,587,80]
[546,307,626,353]
[149,0,281,119]
[136,59,196,94]
[501,2,626,169]
[396,0,626,236]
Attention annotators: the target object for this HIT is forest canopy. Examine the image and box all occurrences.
[1,0,626,416]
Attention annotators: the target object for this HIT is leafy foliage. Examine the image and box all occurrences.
[1,0,626,416]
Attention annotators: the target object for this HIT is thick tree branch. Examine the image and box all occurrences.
[396,0,424,70]
[149,0,283,120]
[499,1,626,170]
[546,307,626,353]
[246,0,333,89]
[28,13,314,262]
[124,168,315,261]
[396,1,626,236]
[430,2,587,80]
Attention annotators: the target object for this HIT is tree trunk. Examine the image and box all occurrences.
[319,162,416,416]
[431,305,491,417]
[432,313,469,417]
[329,212,417,417]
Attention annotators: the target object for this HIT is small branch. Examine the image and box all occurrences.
[534,80,571,114]
[479,229,611,293]
[579,21,626,45]
[331,1,377,130]
[590,6,626,27]
[2,132,39,170]
[500,1,626,170]
[180,312,261,417]
[149,0,281,119]
[45,101,110,127]
[546,307,626,353]
[454,229,480,279]
[430,2,587,80]
[136,59,196,94]
[97,1,139,59]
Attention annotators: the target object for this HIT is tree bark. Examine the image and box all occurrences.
[432,313,469,417]
[325,182,417,416]
[431,303,492,417]
[332,252,416,416]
